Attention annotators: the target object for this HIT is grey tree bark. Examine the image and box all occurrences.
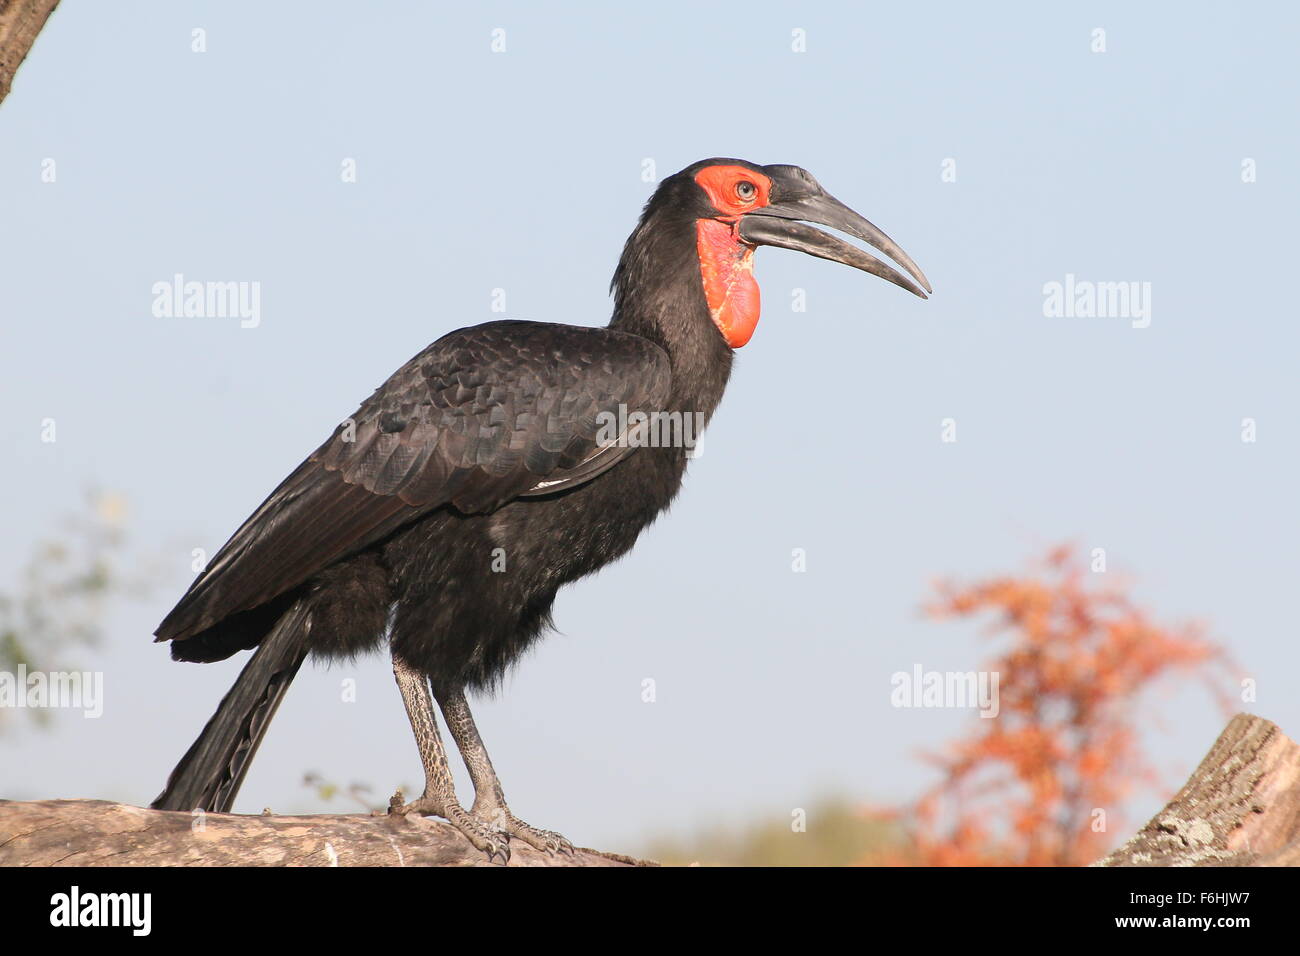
[1098,713,1300,867]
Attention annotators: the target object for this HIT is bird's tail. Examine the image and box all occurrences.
[151,599,311,812]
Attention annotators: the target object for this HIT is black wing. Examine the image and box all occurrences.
[157,321,671,642]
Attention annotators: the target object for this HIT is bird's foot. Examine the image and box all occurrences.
[389,789,511,864]
[473,804,574,856]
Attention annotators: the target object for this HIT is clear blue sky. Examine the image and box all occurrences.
[3,1,1298,851]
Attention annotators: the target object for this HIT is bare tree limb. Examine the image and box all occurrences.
[1098,713,1300,866]
[0,0,59,107]
[4,715,1294,867]
[0,799,655,867]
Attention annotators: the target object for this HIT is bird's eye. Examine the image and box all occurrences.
[735,181,756,201]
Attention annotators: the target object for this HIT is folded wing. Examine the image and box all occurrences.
[157,321,672,643]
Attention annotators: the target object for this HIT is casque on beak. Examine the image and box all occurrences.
[737,165,932,299]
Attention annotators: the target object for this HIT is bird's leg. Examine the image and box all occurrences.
[387,654,510,863]
[435,686,574,855]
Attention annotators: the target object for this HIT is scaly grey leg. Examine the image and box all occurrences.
[387,654,510,863]
[437,687,574,855]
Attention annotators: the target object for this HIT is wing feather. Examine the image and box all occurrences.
[157,321,671,642]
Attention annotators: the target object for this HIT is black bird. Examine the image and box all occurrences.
[151,159,930,861]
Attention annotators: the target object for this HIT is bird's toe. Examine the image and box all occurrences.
[505,818,573,856]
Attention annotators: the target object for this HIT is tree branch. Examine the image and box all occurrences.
[0,0,60,107]
[4,714,1294,866]
[1098,713,1300,866]
[0,799,655,867]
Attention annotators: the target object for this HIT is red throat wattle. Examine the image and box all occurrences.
[691,164,773,349]
[696,219,760,348]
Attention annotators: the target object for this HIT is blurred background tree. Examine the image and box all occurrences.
[646,797,907,867]
[0,490,146,732]
[301,772,386,813]
[879,545,1232,866]
[641,545,1233,866]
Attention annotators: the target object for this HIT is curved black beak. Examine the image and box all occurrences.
[738,167,932,299]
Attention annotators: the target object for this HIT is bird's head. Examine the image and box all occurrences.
[641,158,931,349]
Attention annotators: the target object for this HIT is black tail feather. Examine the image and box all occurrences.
[151,600,311,812]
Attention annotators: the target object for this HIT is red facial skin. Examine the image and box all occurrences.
[692,166,773,349]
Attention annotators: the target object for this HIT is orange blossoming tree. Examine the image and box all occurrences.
[872,545,1231,866]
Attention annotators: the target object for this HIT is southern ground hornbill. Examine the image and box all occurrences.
[151,158,930,861]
